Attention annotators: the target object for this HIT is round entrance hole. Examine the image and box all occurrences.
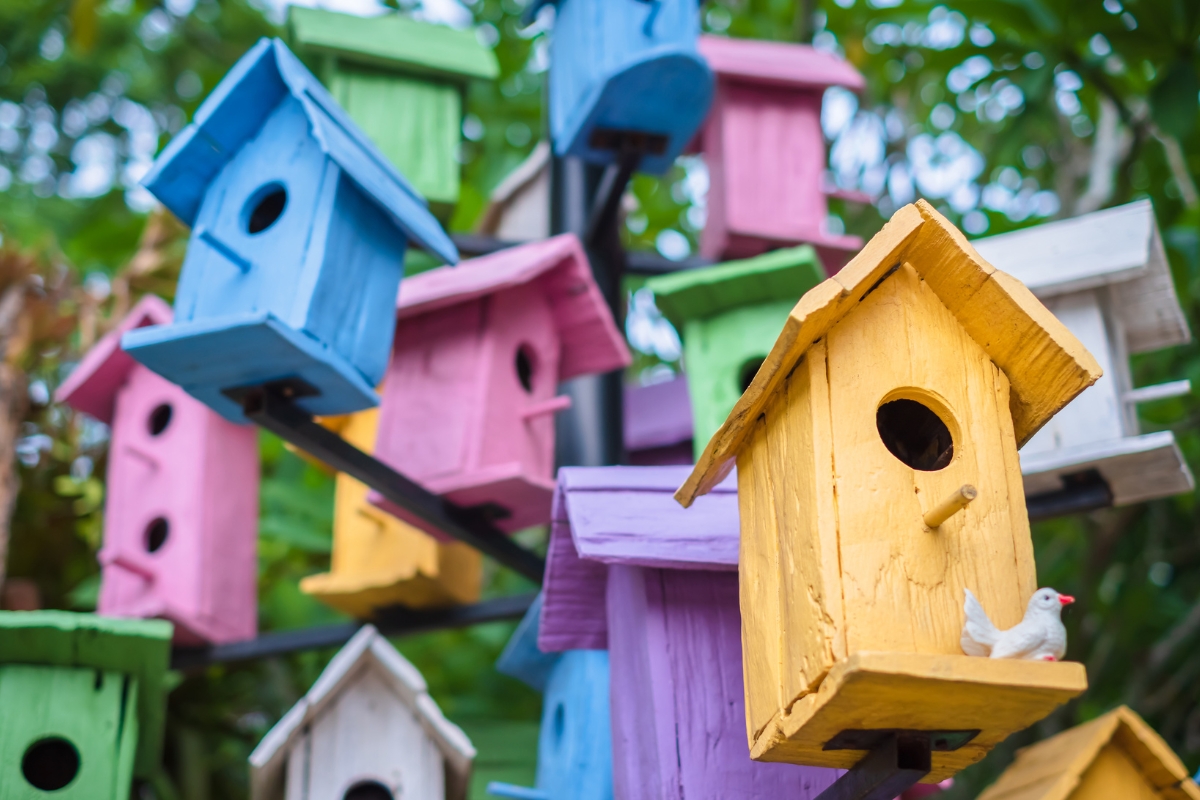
[145,517,169,553]
[344,780,394,800]
[148,403,172,436]
[245,184,287,234]
[876,398,954,471]
[515,345,536,394]
[22,737,80,791]
[738,357,765,393]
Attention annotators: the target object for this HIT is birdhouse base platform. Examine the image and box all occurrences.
[750,652,1087,782]
[300,570,479,618]
[122,312,379,423]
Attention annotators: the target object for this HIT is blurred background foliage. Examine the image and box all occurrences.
[0,0,1197,797]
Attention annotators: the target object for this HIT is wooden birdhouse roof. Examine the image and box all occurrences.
[624,375,693,452]
[396,234,632,380]
[494,593,560,692]
[677,200,1103,506]
[0,611,173,778]
[249,625,475,800]
[978,706,1200,800]
[142,37,457,264]
[287,7,499,83]
[698,35,865,92]
[55,294,172,425]
[646,245,825,328]
[973,199,1190,355]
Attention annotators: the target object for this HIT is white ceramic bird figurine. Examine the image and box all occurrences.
[961,587,1074,661]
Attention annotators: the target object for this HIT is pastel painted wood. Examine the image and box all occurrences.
[121,38,458,423]
[530,0,714,173]
[977,705,1200,800]
[623,375,694,466]
[250,625,474,800]
[478,141,552,243]
[676,201,1101,779]
[973,200,1194,506]
[300,406,482,617]
[0,611,173,793]
[646,246,826,457]
[696,35,865,265]
[56,295,259,645]
[288,6,498,214]
[370,234,630,535]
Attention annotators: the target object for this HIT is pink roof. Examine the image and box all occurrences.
[56,295,173,425]
[698,35,865,92]
[397,234,631,381]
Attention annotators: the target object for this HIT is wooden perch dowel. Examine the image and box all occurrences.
[924,484,977,528]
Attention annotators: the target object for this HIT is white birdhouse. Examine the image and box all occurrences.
[249,626,475,800]
[973,200,1194,508]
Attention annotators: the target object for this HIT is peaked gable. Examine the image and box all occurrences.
[55,295,173,425]
[397,234,631,380]
[142,38,457,264]
[699,35,864,92]
[677,200,1103,506]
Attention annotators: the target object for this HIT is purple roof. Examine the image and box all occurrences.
[623,376,693,452]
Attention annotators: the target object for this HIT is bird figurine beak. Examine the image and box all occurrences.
[1059,595,1075,605]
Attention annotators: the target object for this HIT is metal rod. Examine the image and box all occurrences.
[583,151,640,251]
[815,733,932,800]
[242,388,546,584]
[924,484,977,528]
[171,593,538,670]
[1027,470,1114,522]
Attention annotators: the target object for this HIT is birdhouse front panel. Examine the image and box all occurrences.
[535,651,613,800]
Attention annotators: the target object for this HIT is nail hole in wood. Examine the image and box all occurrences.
[145,517,169,553]
[343,781,394,800]
[148,403,172,436]
[877,398,954,471]
[22,737,80,791]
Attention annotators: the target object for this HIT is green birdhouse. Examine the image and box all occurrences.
[0,611,172,799]
[646,246,826,458]
[288,6,499,218]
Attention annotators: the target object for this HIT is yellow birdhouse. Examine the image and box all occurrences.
[676,200,1102,782]
[300,408,481,617]
[978,706,1200,800]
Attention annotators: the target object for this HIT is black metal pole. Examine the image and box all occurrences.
[815,733,932,800]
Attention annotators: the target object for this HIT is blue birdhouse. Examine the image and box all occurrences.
[122,38,458,422]
[531,0,714,174]
[490,594,613,800]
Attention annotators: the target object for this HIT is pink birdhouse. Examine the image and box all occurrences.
[370,234,630,535]
[56,295,259,645]
[696,35,866,269]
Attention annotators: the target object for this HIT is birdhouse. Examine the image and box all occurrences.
[530,0,714,173]
[122,38,458,423]
[488,594,612,800]
[695,35,865,266]
[676,200,1101,780]
[477,142,552,243]
[300,405,482,617]
[0,611,172,798]
[539,465,842,798]
[56,295,259,645]
[370,234,630,534]
[250,625,475,800]
[624,374,693,466]
[973,200,1194,510]
[646,246,826,457]
[978,706,1200,800]
[287,6,499,217]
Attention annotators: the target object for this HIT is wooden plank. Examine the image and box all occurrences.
[1072,744,1160,800]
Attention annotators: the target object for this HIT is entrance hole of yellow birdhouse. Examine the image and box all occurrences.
[738,356,765,393]
[21,736,81,791]
[876,396,955,471]
[343,780,394,800]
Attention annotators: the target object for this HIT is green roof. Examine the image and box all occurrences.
[646,245,826,328]
[0,611,173,778]
[288,7,499,83]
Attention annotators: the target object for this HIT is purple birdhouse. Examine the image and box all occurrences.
[623,375,694,466]
[56,296,259,645]
[696,35,865,269]
[538,465,841,798]
[370,234,631,535]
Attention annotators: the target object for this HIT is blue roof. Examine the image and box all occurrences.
[495,593,560,692]
[142,38,458,265]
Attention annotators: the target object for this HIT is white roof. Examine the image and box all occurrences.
[973,200,1190,353]
[249,625,475,800]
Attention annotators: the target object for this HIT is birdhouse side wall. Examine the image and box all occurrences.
[174,97,328,327]
[735,340,844,742]
[535,650,612,800]
[683,299,796,460]
[822,262,1036,656]
[302,170,407,389]
[1071,742,1161,800]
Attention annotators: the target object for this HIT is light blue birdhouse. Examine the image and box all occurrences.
[490,594,613,800]
[122,38,457,422]
[531,0,714,174]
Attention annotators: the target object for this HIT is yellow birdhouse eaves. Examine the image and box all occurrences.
[676,200,1103,507]
[978,706,1200,800]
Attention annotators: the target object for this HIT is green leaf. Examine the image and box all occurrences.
[1150,61,1199,140]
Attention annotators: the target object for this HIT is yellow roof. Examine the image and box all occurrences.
[676,200,1102,507]
[977,706,1200,800]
